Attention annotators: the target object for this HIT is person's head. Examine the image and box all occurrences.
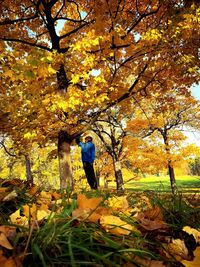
[85,136,93,143]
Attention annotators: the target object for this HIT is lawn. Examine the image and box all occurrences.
[125,175,200,193]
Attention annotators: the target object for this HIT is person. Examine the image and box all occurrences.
[76,135,97,189]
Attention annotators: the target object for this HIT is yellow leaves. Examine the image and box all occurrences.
[142,29,163,42]
[72,194,139,236]
[100,215,133,236]
[182,247,200,267]
[24,131,37,139]
[167,238,189,261]
[48,65,57,74]
[10,209,28,226]
[183,226,200,243]
[0,233,13,250]
[107,196,129,211]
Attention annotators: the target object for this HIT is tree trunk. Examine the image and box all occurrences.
[113,159,124,192]
[58,130,73,190]
[163,133,178,194]
[25,155,33,184]
[168,160,177,194]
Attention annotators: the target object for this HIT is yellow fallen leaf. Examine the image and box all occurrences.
[0,232,13,250]
[107,196,129,211]
[37,209,51,221]
[182,247,200,267]
[167,238,189,260]
[10,209,28,226]
[183,226,200,243]
[77,194,103,210]
[100,215,134,236]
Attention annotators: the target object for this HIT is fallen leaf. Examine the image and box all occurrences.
[167,238,190,261]
[182,246,200,267]
[37,209,51,221]
[3,191,17,202]
[183,226,200,244]
[0,232,13,250]
[10,209,28,226]
[107,196,129,211]
[22,204,37,220]
[0,253,22,267]
[0,226,16,240]
[0,188,8,193]
[77,194,103,210]
[51,192,62,200]
[137,206,167,231]
[27,185,39,196]
[100,215,134,236]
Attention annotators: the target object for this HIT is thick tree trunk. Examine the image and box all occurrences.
[168,160,177,194]
[113,159,124,192]
[25,155,33,184]
[58,131,73,190]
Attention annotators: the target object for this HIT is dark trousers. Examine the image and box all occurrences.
[83,162,97,189]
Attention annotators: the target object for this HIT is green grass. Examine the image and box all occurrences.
[126,175,200,193]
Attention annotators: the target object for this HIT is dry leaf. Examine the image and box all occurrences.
[100,215,134,236]
[183,226,200,243]
[51,192,62,200]
[137,206,167,231]
[0,253,22,267]
[0,232,13,250]
[10,209,28,226]
[167,238,189,260]
[22,204,37,220]
[37,210,50,221]
[107,196,129,211]
[182,247,200,267]
[27,185,39,196]
[77,194,103,210]
[0,226,16,240]
[3,191,17,202]
[124,257,166,267]
[0,188,8,193]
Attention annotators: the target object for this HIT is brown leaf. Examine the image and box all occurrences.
[27,185,39,196]
[0,232,13,250]
[0,226,16,240]
[0,253,22,267]
[137,206,167,231]
[3,191,17,202]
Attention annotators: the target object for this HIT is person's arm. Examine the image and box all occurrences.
[75,134,84,148]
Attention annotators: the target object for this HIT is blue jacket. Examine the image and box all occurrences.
[76,138,96,163]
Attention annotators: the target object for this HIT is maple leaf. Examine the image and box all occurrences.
[100,215,136,236]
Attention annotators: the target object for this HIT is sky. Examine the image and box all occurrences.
[191,83,200,100]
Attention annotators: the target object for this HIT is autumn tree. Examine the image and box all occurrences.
[127,93,200,194]
[1,0,200,189]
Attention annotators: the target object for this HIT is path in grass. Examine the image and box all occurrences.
[126,175,200,193]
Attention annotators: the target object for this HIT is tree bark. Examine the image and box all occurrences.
[58,130,73,190]
[113,159,124,192]
[163,133,178,194]
[167,160,177,194]
[25,155,33,184]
